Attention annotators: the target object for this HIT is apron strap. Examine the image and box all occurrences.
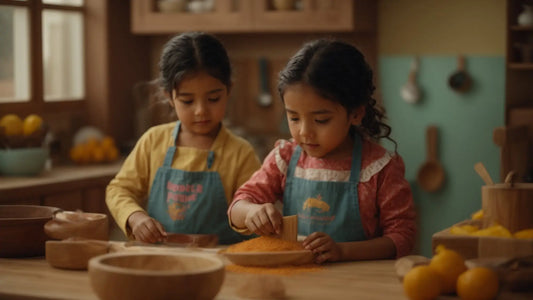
[162,121,215,170]
[286,145,302,180]
[162,121,181,167]
[349,134,362,184]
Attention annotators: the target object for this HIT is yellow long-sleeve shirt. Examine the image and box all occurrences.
[106,122,261,236]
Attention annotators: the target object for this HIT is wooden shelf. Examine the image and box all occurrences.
[131,0,374,34]
[508,63,533,69]
[501,0,533,182]
[510,25,533,31]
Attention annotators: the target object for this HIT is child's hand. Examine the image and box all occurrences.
[244,203,282,236]
[302,232,342,264]
[127,211,167,243]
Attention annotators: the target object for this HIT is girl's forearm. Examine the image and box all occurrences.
[229,199,255,229]
[338,236,396,261]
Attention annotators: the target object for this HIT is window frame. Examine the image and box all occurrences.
[0,0,86,115]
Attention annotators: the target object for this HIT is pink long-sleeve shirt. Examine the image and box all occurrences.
[230,138,416,258]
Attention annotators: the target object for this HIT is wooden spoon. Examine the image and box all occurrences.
[474,162,494,185]
[416,125,445,192]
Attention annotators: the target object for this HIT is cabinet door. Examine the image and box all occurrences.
[131,0,253,34]
[251,0,372,32]
[43,191,84,211]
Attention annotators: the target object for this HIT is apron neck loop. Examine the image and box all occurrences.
[207,151,215,170]
[287,146,302,179]
[349,134,362,184]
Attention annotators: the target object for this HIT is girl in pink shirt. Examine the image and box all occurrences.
[228,39,416,263]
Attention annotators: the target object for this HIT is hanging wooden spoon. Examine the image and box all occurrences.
[474,162,494,185]
[416,125,445,192]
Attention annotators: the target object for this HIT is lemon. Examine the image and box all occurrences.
[472,224,512,238]
[0,114,23,136]
[23,114,43,136]
[403,265,442,300]
[456,267,499,300]
[514,228,533,239]
[450,225,479,235]
[471,210,483,220]
[429,245,467,294]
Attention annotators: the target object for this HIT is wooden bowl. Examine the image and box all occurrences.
[219,249,314,267]
[46,239,110,270]
[88,252,225,300]
[44,210,109,240]
[0,205,61,257]
[482,182,533,232]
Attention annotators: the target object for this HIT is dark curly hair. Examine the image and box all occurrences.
[159,32,231,94]
[278,38,396,150]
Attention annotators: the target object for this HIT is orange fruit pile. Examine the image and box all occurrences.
[402,245,499,300]
[70,136,119,164]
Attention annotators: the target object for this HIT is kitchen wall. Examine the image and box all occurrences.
[377,0,506,256]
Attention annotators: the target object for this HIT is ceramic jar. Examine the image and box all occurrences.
[518,5,533,26]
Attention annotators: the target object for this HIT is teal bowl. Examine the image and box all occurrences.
[0,148,49,176]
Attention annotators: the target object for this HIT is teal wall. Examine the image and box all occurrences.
[378,56,505,256]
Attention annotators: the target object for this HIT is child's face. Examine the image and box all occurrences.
[170,71,229,137]
[283,83,363,159]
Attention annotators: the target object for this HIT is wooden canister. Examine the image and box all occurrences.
[482,182,533,233]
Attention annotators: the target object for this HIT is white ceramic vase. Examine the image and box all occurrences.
[518,5,533,26]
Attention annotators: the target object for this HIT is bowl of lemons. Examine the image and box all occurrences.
[0,113,49,176]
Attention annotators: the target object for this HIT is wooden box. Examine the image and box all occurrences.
[431,220,533,260]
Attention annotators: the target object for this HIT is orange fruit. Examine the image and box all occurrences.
[23,114,43,136]
[100,136,116,150]
[104,146,119,162]
[91,146,106,163]
[0,114,23,136]
[429,245,467,294]
[456,267,499,300]
[403,265,442,300]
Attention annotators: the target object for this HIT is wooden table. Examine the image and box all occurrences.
[0,253,407,300]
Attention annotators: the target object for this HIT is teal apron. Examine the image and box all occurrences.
[147,121,243,244]
[282,135,367,242]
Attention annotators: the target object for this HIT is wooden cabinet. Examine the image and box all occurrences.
[497,0,533,182]
[0,163,120,223]
[131,0,375,34]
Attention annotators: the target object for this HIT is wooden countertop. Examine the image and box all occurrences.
[0,162,122,199]
[0,250,407,300]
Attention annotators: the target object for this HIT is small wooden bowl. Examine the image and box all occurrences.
[219,249,314,267]
[46,239,110,270]
[44,210,109,240]
[0,205,61,257]
[88,252,225,300]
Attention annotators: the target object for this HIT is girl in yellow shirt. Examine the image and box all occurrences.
[106,32,261,244]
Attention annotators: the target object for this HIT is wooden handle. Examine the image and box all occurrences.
[426,125,439,161]
[280,215,298,241]
[474,162,494,185]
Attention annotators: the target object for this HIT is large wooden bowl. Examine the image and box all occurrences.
[44,210,109,240]
[0,205,61,257]
[88,252,225,300]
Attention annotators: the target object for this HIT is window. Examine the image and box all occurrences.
[0,0,84,107]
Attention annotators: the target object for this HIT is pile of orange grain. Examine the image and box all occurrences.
[225,236,304,253]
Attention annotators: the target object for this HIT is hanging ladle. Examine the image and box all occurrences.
[400,56,421,104]
[448,55,472,93]
[474,162,494,186]
[416,125,445,192]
